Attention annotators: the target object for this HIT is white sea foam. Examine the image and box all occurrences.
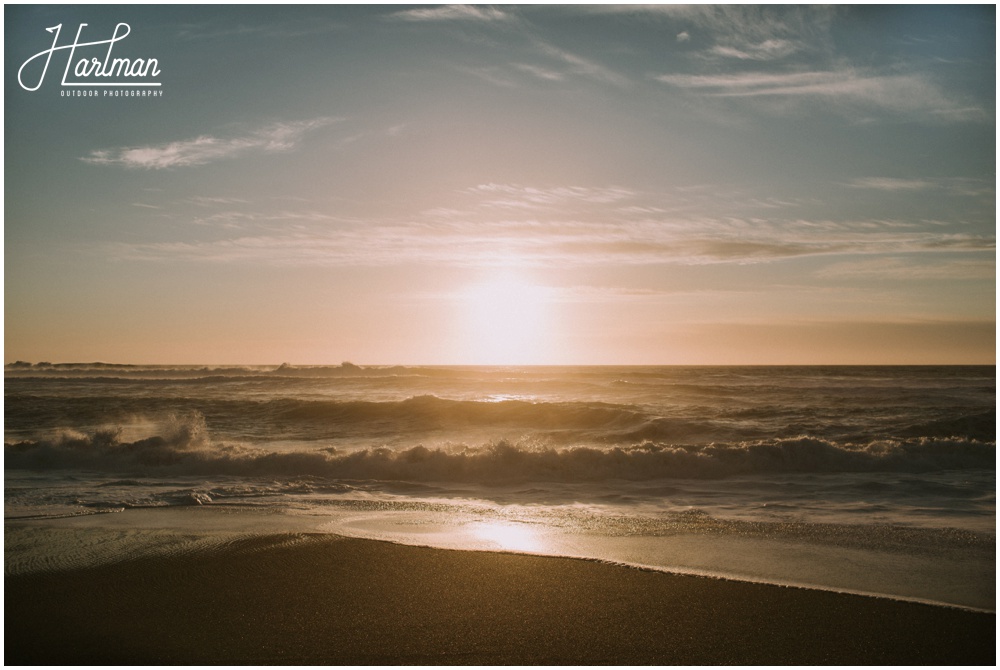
[5,411,993,481]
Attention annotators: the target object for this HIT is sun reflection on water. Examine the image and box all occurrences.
[470,521,544,552]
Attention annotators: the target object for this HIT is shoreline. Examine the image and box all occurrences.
[8,507,994,613]
[593,557,997,615]
[5,532,995,665]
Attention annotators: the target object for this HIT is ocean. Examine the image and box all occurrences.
[4,364,995,611]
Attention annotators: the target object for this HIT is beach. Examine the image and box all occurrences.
[5,532,994,665]
[5,364,994,664]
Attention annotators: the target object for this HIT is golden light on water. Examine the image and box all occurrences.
[470,522,545,552]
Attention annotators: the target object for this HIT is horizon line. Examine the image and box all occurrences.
[5,361,995,368]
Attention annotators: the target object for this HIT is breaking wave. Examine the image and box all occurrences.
[6,391,994,446]
[6,412,994,483]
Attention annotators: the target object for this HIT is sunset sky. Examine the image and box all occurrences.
[5,4,995,365]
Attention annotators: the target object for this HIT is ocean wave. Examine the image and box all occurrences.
[279,395,644,430]
[5,412,994,482]
[5,388,994,453]
[3,394,655,440]
[895,411,996,442]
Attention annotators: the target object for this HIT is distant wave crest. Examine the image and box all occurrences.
[6,390,994,446]
[4,361,430,380]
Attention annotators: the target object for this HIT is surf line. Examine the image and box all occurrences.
[18,23,162,92]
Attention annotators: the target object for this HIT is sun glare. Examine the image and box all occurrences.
[470,521,544,552]
[459,272,553,365]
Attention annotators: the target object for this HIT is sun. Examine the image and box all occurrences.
[458,271,553,365]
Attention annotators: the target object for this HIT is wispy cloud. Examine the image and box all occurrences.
[190,208,353,229]
[627,5,987,123]
[512,63,564,82]
[177,19,344,41]
[817,257,995,281]
[847,177,939,192]
[110,207,995,269]
[534,41,629,87]
[466,184,634,209]
[847,177,995,197]
[656,69,985,121]
[390,5,512,23]
[629,4,833,60]
[456,65,519,88]
[465,43,629,89]
[106,179,995,269]
[708,39,800,61]
[81,118,338,169]
[187,196,253,206]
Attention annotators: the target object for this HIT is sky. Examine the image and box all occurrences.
[4,4,996,365]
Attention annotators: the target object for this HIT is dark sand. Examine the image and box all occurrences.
[5,533,995,665]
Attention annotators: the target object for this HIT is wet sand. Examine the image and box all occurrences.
[5,533,994,665]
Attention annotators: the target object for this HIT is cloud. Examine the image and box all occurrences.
[466,184,635,209]
[534,41,629,86]
[463,47,627,89]
[110,204,995,269]
[513,63,564,82]
[817,257,995,281]
[187,196,253,206]
[456,65,519,88]
[656,69,986,121]
[676,31,690,43]
[847,177,939,192]
[190,208,352,229]
[390,5,511,22]
[708,39,800,61]
[637,6,986,122]
[636,4,831,61]
[105,181,995,269]
[176,19,344,41]
[658,70,900,100]
[81,118,339,169]
[847,177,995,197]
